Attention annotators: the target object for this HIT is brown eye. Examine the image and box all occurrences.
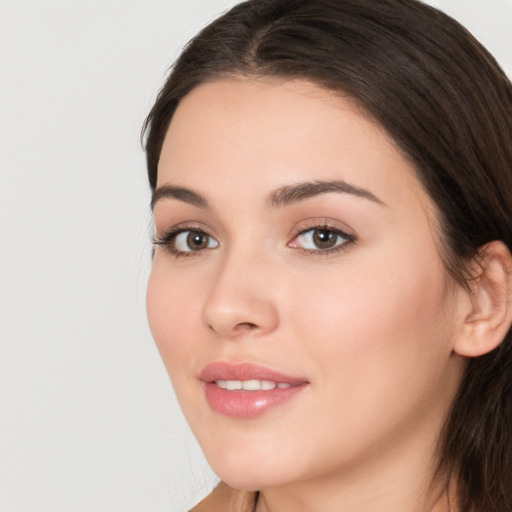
[186,231,209,250]
[291,226,353,253]
[173,230,219,253]
[312,229,338,249]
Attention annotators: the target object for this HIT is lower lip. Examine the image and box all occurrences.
[204,382,307,418]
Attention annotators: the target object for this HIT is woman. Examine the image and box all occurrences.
[143,1,512,511]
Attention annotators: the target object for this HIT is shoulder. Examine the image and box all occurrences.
[190,482,257,512]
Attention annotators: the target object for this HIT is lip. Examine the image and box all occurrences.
[200,362,309,419]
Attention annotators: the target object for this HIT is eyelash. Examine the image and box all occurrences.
[153,223,356,258]
[291,223,356,256]
[153,227,216,258]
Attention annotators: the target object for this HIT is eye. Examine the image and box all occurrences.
[174,230,218,252]
[154,228,219,256]
[290,226,354,253]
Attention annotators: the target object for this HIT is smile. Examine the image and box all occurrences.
[201,362,308,418]
[214,379,292,390]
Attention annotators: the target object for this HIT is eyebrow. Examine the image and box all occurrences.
[151,184,209,210]
[267,180,385,208]
[151,179,384,210]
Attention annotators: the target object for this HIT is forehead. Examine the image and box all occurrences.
[157,78,431,215]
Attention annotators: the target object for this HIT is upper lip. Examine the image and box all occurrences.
[200,362,308,385]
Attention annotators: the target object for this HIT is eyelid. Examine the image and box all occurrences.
[288,218,355,239]
[287,219,356,254]
[154,219,212,236]
[153,222,219,258]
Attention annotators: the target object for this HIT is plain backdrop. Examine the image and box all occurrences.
[1,1,511,511]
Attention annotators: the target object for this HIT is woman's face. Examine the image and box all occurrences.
[147,79,467,491]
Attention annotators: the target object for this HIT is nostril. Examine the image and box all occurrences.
[209,322,259,335]
[204,295,279,338]
[235,322,259,331]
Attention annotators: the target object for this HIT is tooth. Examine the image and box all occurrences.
[215,379,286,391]
[226,380,242,390]
[242,380,261,390]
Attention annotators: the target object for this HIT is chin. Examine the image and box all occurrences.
[202,442,295,492]
[215,469,287,493]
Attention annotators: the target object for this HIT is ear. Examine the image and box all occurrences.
[454,240,512,358]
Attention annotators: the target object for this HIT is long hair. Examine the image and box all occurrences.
[143,1,512,510]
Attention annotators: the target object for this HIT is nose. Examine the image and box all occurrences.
[202,250,279,339]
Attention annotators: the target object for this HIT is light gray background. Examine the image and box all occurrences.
[1,1,511,511]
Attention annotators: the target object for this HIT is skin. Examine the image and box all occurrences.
[147,78,470,512]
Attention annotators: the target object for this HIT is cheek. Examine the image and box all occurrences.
[146,263,205,375]
[277,251,457,470]
[289,245,454,402]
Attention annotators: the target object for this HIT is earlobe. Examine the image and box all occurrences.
[454,241,512,358]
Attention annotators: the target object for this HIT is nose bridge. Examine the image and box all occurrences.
[202,241,279,338]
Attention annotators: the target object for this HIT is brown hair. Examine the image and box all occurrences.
[143,1,512,510]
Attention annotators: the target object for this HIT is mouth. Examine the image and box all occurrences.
[200,362,309,418]
[214,379,293,390]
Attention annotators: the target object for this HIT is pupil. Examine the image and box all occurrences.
[313,229,336,249]
[187,231,207,250]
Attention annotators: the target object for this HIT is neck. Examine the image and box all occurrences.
[255,421,452,512]
[256,471,450,512]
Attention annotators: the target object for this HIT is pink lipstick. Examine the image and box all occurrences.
[200,362,308,418]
